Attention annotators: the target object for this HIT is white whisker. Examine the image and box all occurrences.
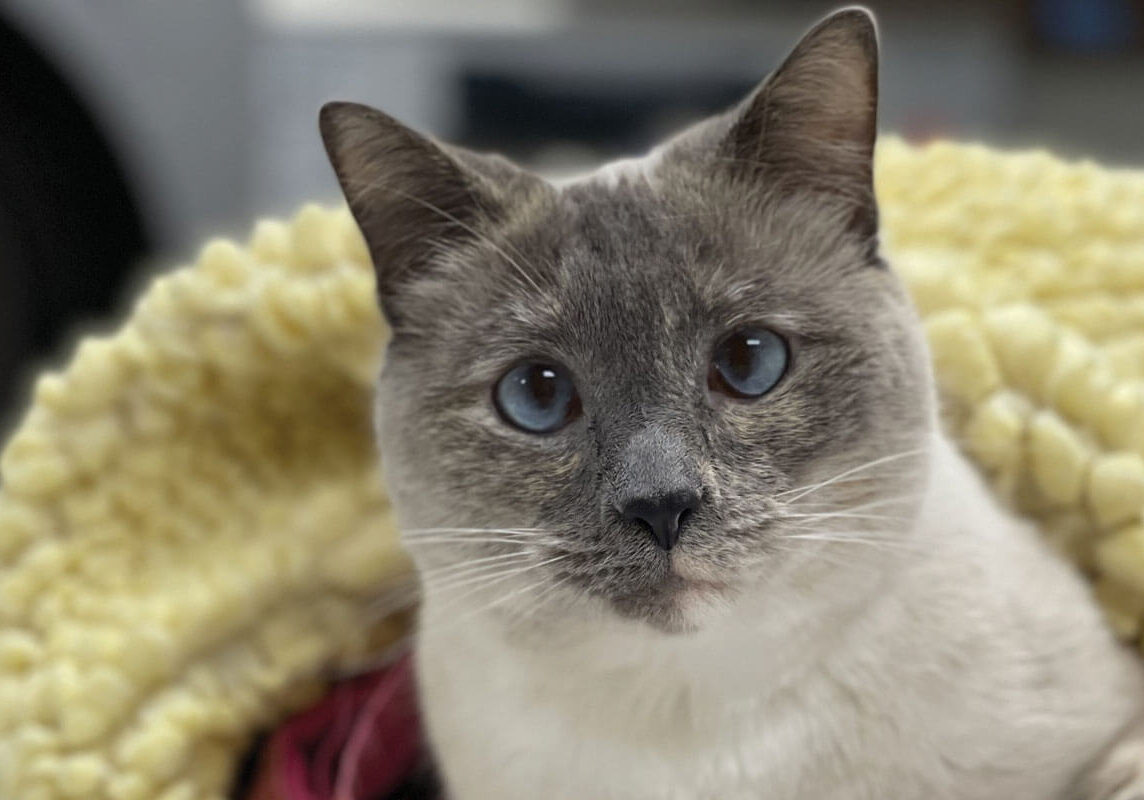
[428,575,555,637]
[419,550,539,582]
[784,531,926,554]
[403,536,548,549]
[513,572,574,628]
[426,552,569,598]
[425,559,548,595]
[403,527,550,535]
[776,448,926,504]
[790,494,920,513]
[782,511,911,523]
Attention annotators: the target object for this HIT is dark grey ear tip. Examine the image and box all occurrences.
[319,101,351,143]
[826,5,877,28]
[812,6,879,51]
[318,101,411,149]
[320,101,372,136]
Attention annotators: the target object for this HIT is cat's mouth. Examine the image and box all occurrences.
[670,552,729,586]
[673,576,730,595]
[667,573,733,609]
[669,565,737,612]
[606,559,739,633]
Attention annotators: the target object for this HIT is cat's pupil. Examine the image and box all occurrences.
[529,367,558,408]
[726,336,761,380]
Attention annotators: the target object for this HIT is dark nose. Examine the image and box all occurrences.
[621,490,700,551]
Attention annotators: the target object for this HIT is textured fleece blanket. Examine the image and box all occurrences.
[2,138,1144,800]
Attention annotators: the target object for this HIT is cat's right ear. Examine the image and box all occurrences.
[319,102,505,321]
[668,9,880,243]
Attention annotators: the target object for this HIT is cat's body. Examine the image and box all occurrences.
[320,8,1144,798]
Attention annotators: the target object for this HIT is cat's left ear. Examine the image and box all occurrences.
[721,7,879,238]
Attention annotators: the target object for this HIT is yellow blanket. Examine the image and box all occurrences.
[2,139,1143,800]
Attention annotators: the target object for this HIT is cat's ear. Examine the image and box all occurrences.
[319,102,515,320]
[721,7,879,237]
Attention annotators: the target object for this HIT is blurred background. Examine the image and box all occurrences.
[0,0,1142,426]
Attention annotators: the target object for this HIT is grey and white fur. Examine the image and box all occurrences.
[321,8,1144,799]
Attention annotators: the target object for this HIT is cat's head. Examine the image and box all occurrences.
[321,8,934,634]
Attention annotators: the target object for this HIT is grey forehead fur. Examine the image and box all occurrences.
[323,8,935,632]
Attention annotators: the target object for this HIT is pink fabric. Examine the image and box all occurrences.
[246,652,424,800]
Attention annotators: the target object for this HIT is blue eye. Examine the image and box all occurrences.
[709,328,789,399]
[494,362,581,434]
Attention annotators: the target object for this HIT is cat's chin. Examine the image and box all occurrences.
[610,570,739,634]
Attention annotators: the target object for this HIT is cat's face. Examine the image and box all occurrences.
[322,8,934,634]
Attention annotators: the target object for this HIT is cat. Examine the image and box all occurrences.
[320,8,1144,799]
